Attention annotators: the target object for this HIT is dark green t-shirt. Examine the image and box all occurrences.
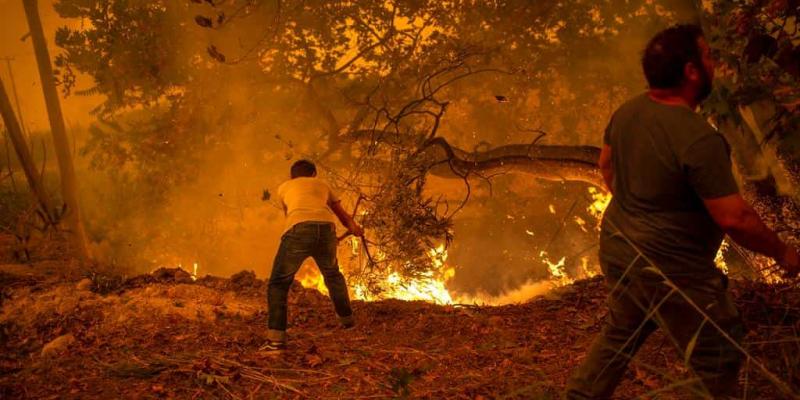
[600,94,739,280]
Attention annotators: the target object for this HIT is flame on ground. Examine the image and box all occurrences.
[715,240,729,275]
[300,272,330,296]
[351,244,455,304]
[192,262,199,281]
[299,242,587,306]
[299,186,614,305]
[587,187,612,222]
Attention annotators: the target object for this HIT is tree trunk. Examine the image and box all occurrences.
[0,77,54,222]
[345,131,604,188]
[738,103,796,198]
[22,0,91,262]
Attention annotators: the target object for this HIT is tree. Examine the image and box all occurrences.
[700,0,800,189]
[698,0,800,273]
[0,78,55,223]
[22,0,91,261]
[51,0,707,284]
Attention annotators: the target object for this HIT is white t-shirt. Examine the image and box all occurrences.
[276,177,339,233]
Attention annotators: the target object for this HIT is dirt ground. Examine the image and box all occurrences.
[0,241,798,399]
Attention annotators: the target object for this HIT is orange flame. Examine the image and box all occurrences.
[298,185,617,304]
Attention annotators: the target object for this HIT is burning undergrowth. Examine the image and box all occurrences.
[295,180,613,306]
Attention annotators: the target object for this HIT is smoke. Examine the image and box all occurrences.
[0,1,101,131]
[1,1,698,301]
[455,280,560,306]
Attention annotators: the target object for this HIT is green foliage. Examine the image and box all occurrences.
[52,0,680,283]
[703,0,800,142]
[54,0,193,114]
[54,0,217,198]
[359,157,453,282]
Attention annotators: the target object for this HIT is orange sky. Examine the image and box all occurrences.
[0,0,101,132]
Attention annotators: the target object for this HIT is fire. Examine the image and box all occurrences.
[715,240,729,275]
[587,187,611,221]
[296,243,455,304]
[297,185,615,305]
[539,250,573,286]
[192,262,199,281]
[150,261,201,281]
[300,273,329,296]
[580,256,598,279]
[352,244,455,304]
[354,271,454,304]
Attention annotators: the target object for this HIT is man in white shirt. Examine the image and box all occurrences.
[262,160,364,353]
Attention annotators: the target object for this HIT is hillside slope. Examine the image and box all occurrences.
[0,261,797,399]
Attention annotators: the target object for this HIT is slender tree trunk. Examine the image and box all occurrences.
[22,0,91,262]
[2,58,28,138]
[0,78,54,221]
[739,104,796,197]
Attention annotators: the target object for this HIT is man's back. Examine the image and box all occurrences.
[600,94,739,279]
[569,24,799,400]
[277,177,337,232]
[266,161,358,352]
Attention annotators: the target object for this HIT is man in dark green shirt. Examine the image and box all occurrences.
[566,24,800,399]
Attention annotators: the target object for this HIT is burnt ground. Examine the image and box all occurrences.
[0,240,798,399]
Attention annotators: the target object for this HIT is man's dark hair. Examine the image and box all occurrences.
[290,159,317,178]
[642,24,705,89]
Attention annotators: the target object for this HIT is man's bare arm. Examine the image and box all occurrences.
[329,200,364,236]
[598,144,613,194]
[704,194,799,275]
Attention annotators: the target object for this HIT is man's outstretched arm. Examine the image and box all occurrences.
[329,200,364,237]
[704,194,800,276]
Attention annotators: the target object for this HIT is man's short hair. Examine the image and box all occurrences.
[642,24,705,89]
[290,159,317,178]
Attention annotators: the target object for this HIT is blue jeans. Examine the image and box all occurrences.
[267,222,352,340]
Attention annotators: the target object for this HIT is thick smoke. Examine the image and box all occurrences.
[1,1,703,300]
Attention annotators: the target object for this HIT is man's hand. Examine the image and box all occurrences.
[704,194,798,278]
[778,245,800,278]
[329,200,364,237]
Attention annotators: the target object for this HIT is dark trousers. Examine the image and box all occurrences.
[267,222,352,338]
[566,265,744,399]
